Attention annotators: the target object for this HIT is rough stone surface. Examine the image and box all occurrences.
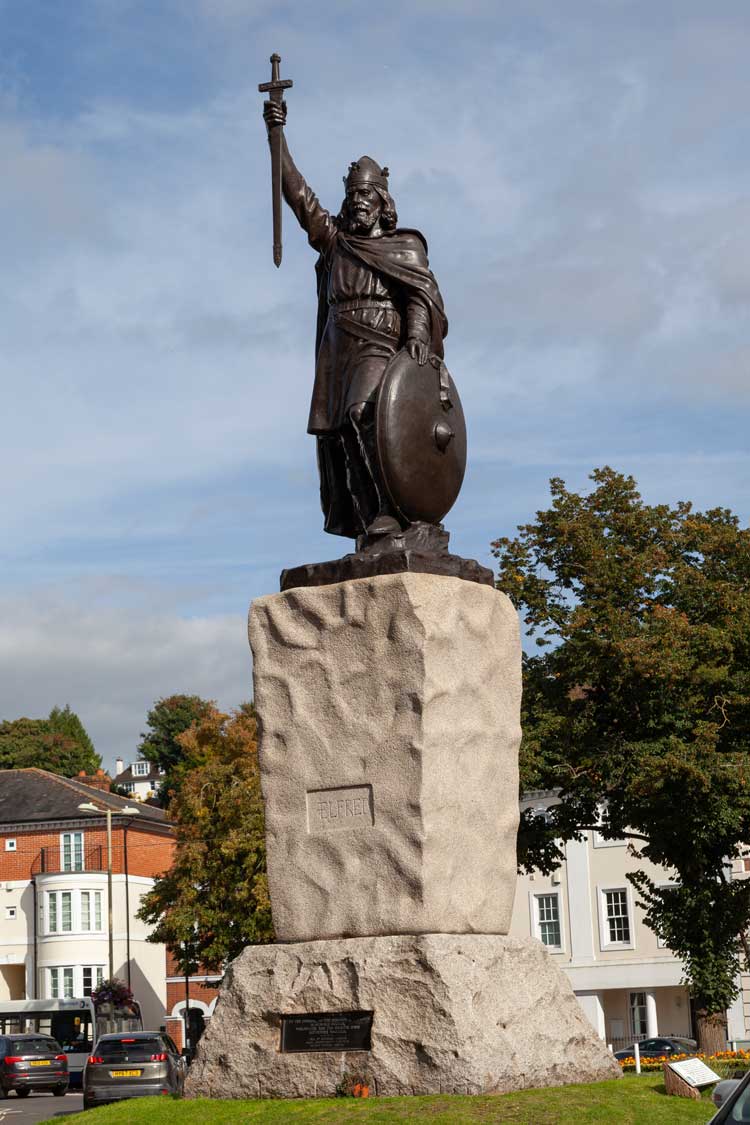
[186,934,621,1098]
[249,573,521,942]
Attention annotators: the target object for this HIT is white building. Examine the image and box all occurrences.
[114,757,164,802]
[0,769,175,1032]
[509,792,692,1048]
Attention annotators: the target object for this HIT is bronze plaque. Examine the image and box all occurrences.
[376,349,466,525]
[279,1010,373,1053]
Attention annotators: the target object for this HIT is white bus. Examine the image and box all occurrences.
[0,998,143,1085]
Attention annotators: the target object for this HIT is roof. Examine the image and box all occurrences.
[0,769,169,826]
[116,762,162,784]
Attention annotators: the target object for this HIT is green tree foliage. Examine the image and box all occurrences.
[138,694,213,802]
[0,708,100,776]
[137,703,273,972]
[493,467,750,1049]
[48,704,97,760]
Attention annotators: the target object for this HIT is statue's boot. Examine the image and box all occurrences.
[348,403,403,540]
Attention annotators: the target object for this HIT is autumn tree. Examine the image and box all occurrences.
[493,467,750,1053]
[137,694,213,803]
[0,707,100,775]
[137,703,273,972]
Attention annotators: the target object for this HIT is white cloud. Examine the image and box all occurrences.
[0,588,251,770]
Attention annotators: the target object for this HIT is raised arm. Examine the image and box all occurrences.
[263,101,336,254]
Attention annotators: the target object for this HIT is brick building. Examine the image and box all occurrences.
[0,769,220,1048]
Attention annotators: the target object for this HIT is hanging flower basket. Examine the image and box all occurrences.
[92,978,134,1011]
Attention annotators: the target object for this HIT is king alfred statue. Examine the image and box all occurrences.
[261,56,467,570]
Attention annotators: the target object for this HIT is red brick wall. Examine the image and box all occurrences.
[0,825,174,881]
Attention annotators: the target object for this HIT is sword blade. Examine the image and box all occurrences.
[271,124,283,268]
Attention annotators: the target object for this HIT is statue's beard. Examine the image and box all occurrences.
[347,208,381,235]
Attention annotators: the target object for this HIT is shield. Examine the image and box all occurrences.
[375,349,467,525]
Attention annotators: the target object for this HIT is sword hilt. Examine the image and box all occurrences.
[258,53,293,103]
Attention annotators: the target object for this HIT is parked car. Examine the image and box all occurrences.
[0,1033,69,1098]
[712,1077,744,1110]
[83,1030,185,1108]
[613,1035,698,1061]
[708,1069,750,1122]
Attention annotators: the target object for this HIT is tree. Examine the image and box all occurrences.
[492,467,750,1052]
[0,708,100,776]
[137,703,273,972]
[138,694,213,803]
[48,704,97,761]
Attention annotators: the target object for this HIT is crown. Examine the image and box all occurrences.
[344,156,390,191]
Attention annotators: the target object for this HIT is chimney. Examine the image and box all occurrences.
[115,758,124,776]
[76,770,112,793]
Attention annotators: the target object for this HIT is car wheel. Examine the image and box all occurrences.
[0,1085,6,1099]
[15,1087,30,1097]
[53,1084,67,1096]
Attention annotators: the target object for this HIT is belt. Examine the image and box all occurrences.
[330,298,398,314]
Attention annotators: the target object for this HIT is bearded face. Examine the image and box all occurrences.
[345,185,383,234]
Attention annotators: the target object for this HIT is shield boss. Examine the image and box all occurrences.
[376,349,467,525]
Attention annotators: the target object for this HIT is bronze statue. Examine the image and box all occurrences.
[260,57,482,589]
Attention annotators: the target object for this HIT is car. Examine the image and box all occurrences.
[707,1069,750,1122]
[613,1035,698,1061]
[83,1030,185,1108]
[0,1032,69,1098]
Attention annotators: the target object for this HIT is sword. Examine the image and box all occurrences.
[259,53,293,268]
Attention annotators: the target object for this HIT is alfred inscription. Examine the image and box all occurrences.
[306,785,374,834]
[280,1010,373,1053]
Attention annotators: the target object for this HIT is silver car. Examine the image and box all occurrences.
[83,1031,185,1108]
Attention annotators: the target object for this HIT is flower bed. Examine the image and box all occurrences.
[618,1048,750,1077]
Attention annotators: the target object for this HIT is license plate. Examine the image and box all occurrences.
[30,1060,51,1066]
[110,1069,142,1077]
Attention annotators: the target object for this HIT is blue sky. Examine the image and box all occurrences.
[2,0,749,766]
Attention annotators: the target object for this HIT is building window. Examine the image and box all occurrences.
[4,838,16,851]
[533,893,563,950]
[133,761,149,777]
[47,891,73,933]
[61,832,84,872]
[80,891,103,932]
[82,967,104,996]
[600,887,633,947]
[49,967,74,999]
[630,991,647,1037]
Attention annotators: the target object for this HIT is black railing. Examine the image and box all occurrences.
[32,845,105,875]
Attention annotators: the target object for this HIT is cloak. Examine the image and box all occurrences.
[310,228,448,539]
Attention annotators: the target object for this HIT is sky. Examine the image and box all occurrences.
[2,0,750,768]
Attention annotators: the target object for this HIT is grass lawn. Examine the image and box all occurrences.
[42,1075,719,1124]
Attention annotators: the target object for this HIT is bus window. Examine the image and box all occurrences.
[51,1013,94,1053]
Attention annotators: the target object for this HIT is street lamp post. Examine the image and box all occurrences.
[79,802,140,981]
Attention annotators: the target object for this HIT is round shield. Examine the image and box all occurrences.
[375,349,467,525]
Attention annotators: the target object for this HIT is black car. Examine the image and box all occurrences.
[0,1033,69,1097]
[83,1031,185,1108]
[613,1035,698,1061]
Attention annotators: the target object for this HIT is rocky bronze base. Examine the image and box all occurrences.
[185,934,621,1099]
[280,522,493,592]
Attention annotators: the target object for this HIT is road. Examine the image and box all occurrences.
[0,1092,83,1124]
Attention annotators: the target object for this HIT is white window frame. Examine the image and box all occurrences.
[81,966,104,996]
[48,966,75,999]
[528,890,565,953]
[597,885,635,950]
[133,761,149,777]
[46,890,74,935]
[60,831,84,873]
[80,890,103,933]
[4,838,16,852]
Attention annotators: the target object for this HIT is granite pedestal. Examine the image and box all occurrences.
[186,572,619,1099]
